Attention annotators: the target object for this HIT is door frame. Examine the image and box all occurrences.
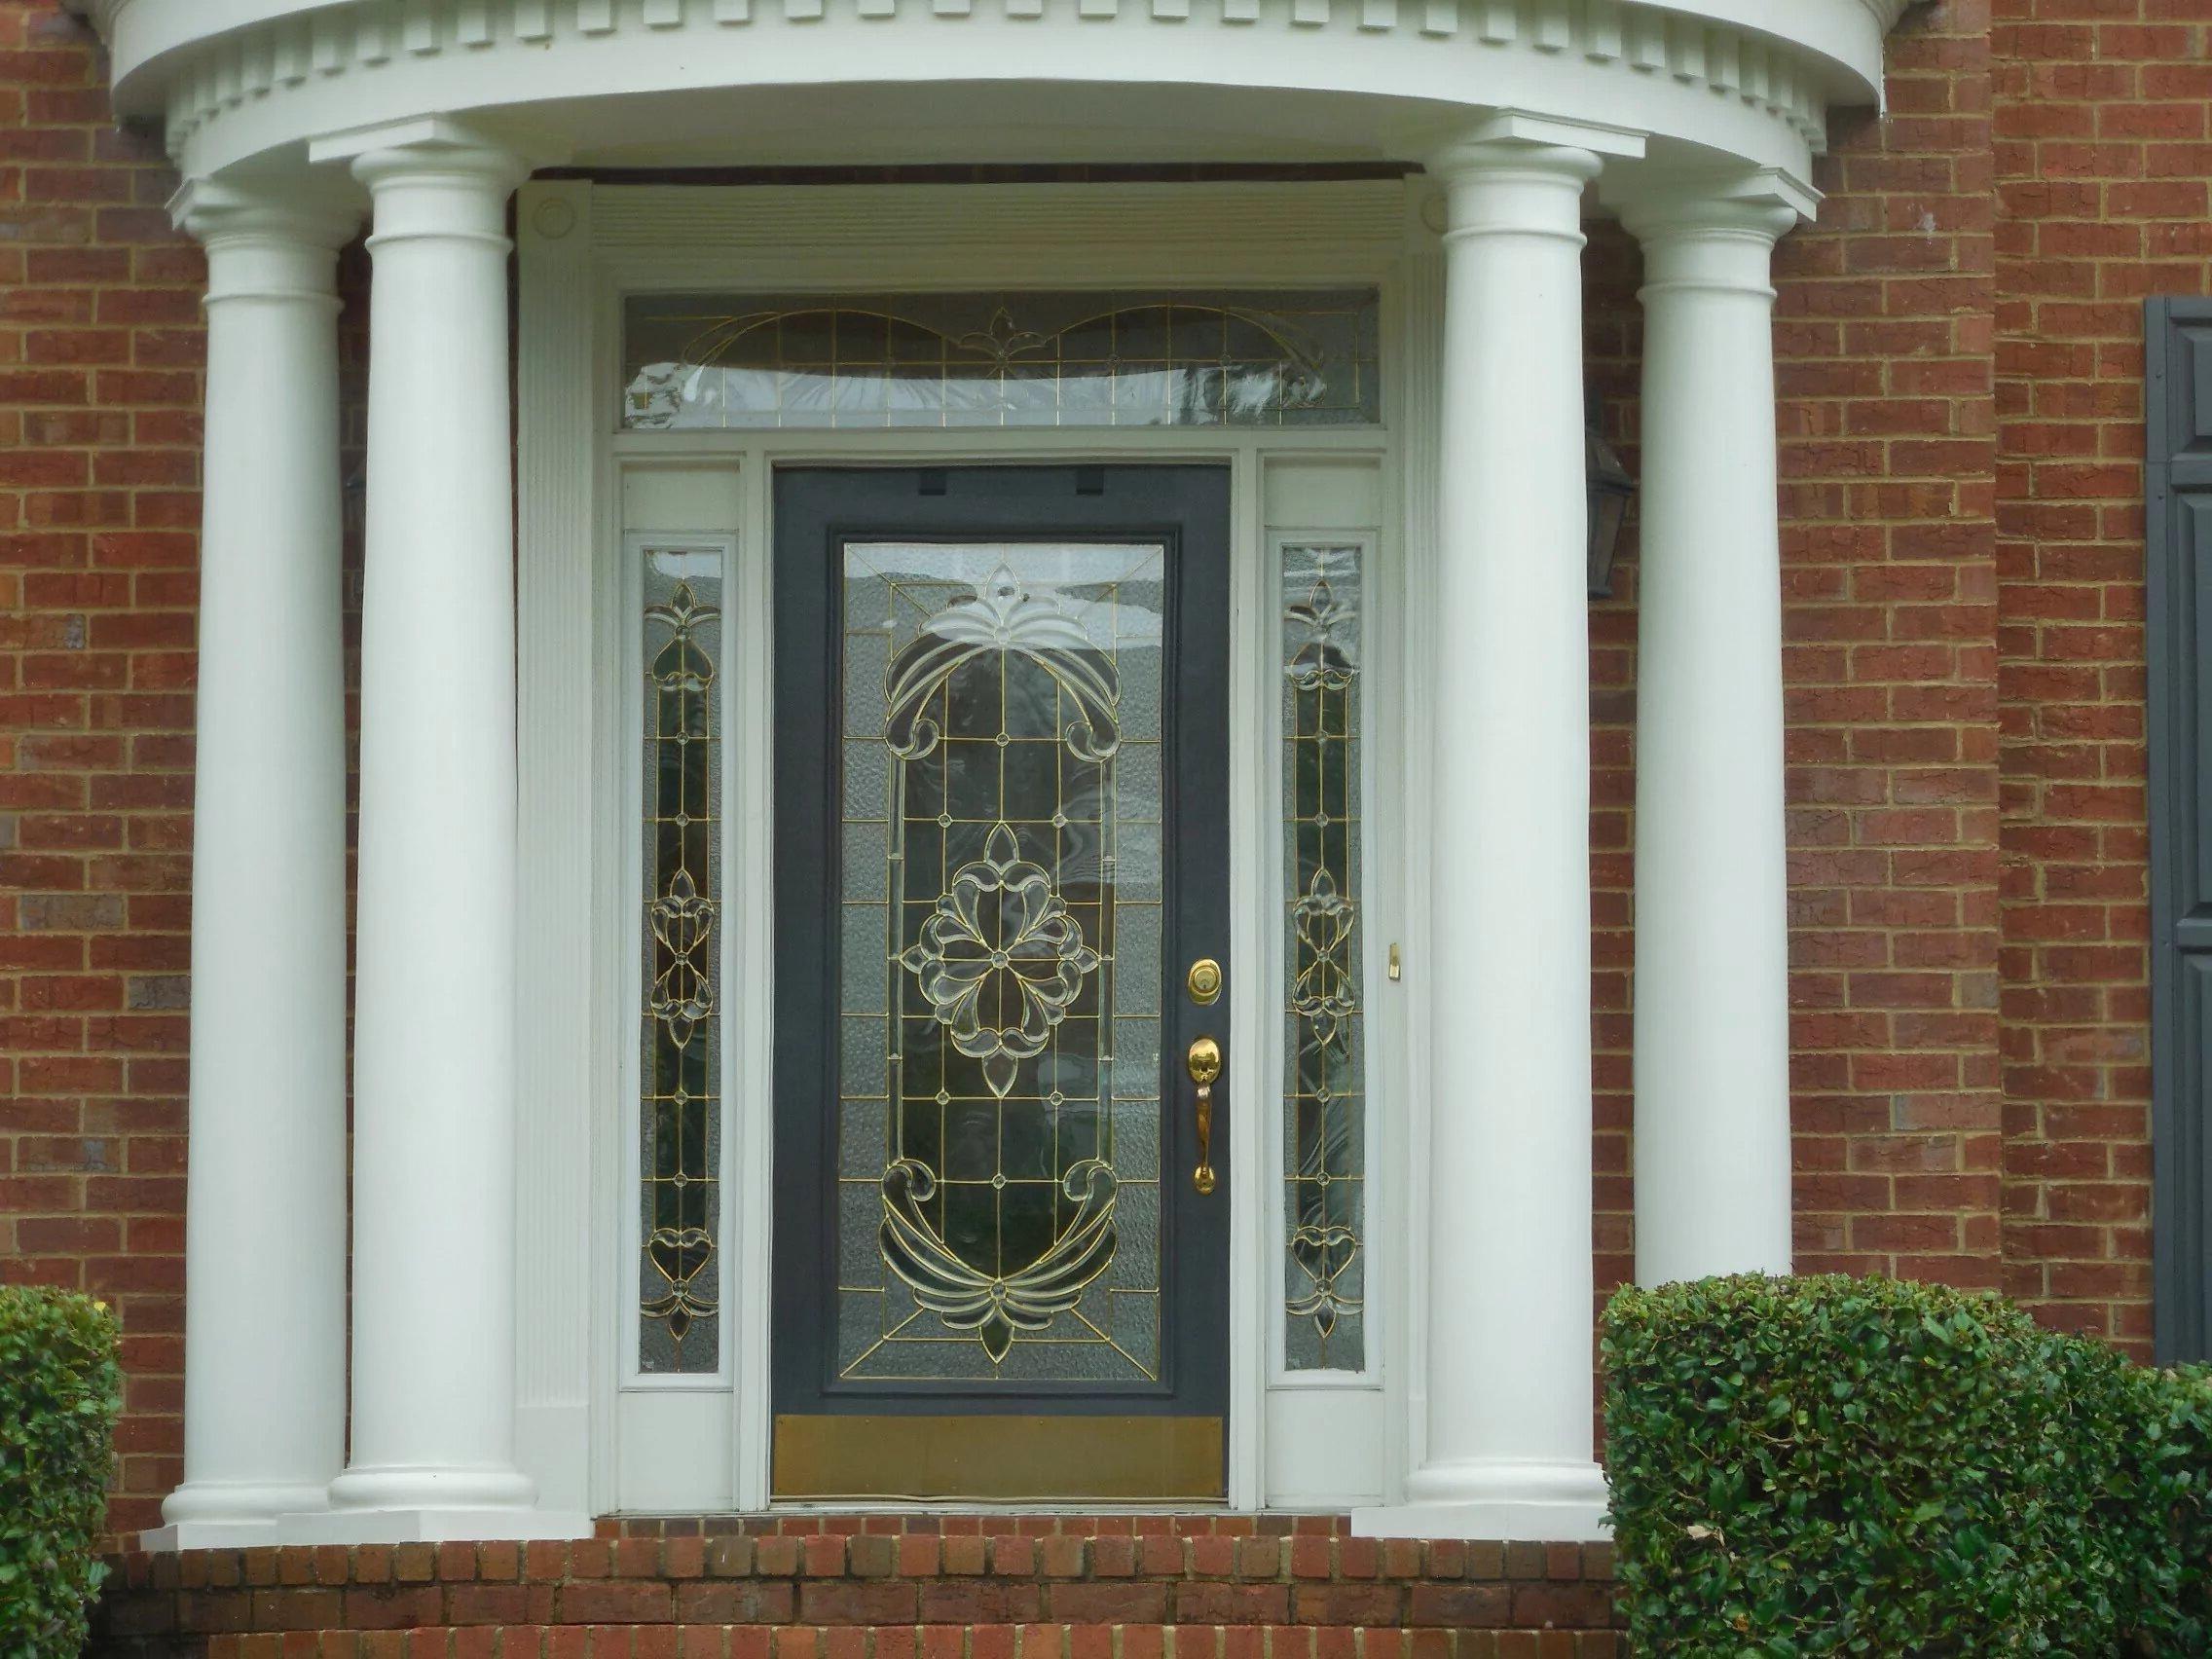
[513,177,1425,1516]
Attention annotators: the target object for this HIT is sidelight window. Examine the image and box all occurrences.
[1278,538,1368,1373]
[637,546,726,1376]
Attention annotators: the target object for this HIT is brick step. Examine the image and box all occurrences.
[175,1626,1623,1659]
[92,1536,1621,1657]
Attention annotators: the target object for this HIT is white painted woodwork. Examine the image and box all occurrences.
[143,183,356,1551]
[540,181,1410,1516]
[1353,132,1616,1543]
[1227,440,1268,1513]
[301,123,587,1543]
[79,0,1915,196]
[92,0,1906,129]
[1391,216,1444,1495]
[1257,457,1395,1513]
[610,465,745,1514]
[1623,180,1800,1288]
[1266,1388,1386,1508]
[513,179,601,1520]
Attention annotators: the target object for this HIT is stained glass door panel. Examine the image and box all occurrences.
[772,467,1231,1500]
[843,538,1164,1384]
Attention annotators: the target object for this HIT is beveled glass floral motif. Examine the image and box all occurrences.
[899,821,1104,1105]
[1282,542,1366,1372]
[639,556,723,1374]
[623,290,1382,431]
[837,543,1166,1382]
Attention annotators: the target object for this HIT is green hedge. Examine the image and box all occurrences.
[1603,1274,2212,1656]
[0,1287,122,1658]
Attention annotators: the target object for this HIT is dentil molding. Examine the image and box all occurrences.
[63,0,1917,186]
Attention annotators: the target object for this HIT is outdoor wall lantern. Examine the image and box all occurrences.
[1586,424,1636,600]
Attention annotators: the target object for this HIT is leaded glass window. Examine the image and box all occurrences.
[639,548,723,1375]
[623,290,1382,431]
[1281,540,1366,1372]
[837,543,1165,1382]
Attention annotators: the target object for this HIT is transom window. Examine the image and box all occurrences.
[622,289,1382,431]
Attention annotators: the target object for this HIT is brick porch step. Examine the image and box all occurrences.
[90,1530,1621,1659]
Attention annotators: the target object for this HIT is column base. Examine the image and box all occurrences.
[143,1479,336,1549]
[302,1463,589,1540]
[1353,1458,1612,1541]
[281,1506,596,1544]
[140,1520,283,1552]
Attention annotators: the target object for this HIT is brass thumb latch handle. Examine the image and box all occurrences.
[1188,1036,1223,1196]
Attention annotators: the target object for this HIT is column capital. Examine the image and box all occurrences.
[310,116,535,197]
[168,177,361,254]
[1421,116,1633,246]
[1606,166,1819,246]
[1424,110,1646,179]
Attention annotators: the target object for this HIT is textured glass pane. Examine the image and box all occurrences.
[1281,541,1366,1373]
[624,291,1382,431]
[639,549,724,1375]
[835,541,1166,1384]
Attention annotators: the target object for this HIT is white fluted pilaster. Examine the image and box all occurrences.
[295,122,585,1543]
[1358,131,1617,1541]
[1622,180,1803,1288]
[145,182,357,1552]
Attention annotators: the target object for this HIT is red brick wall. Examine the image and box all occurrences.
[1585,219,1640,1312]
[1,0,2196,1539]
[1991,0,2211,1359]
[1776,0,2006,1290]
[0,1,203,1538]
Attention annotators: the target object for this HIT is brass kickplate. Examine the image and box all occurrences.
[773,1414,1225,1502]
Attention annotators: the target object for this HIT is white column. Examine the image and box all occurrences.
[299,124,582,1542]
[1358,132,1619,1541]
[1621,180,1802,1287]
[147,183,357,1551]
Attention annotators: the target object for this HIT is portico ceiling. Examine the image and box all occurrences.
[72,0,1916,190]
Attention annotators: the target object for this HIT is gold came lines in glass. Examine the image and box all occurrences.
[1281,542,1367,1374]
[638,557,725,1376]
[623,290,1382,432]
[834,543,1167,1385]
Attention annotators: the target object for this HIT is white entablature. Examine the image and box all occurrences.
[75,0,1911,188]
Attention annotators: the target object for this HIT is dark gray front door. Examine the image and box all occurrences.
[770,464,1233,1499]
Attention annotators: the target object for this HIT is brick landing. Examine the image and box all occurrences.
[90,1523,1621,1658]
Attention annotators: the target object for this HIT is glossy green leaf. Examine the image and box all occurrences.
[1602,1274,2212,1655]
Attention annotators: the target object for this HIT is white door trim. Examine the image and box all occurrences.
[515,177,1426,1516]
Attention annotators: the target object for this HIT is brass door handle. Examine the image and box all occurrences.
[1188,1036,1222,1196]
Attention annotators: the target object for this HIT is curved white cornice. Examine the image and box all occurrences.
[73,0,1913,183]
[90,0,1905,100]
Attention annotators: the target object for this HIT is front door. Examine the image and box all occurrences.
[771,464,1232,1501]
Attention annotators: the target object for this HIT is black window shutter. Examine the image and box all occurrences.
[2150,298,2212,1363]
